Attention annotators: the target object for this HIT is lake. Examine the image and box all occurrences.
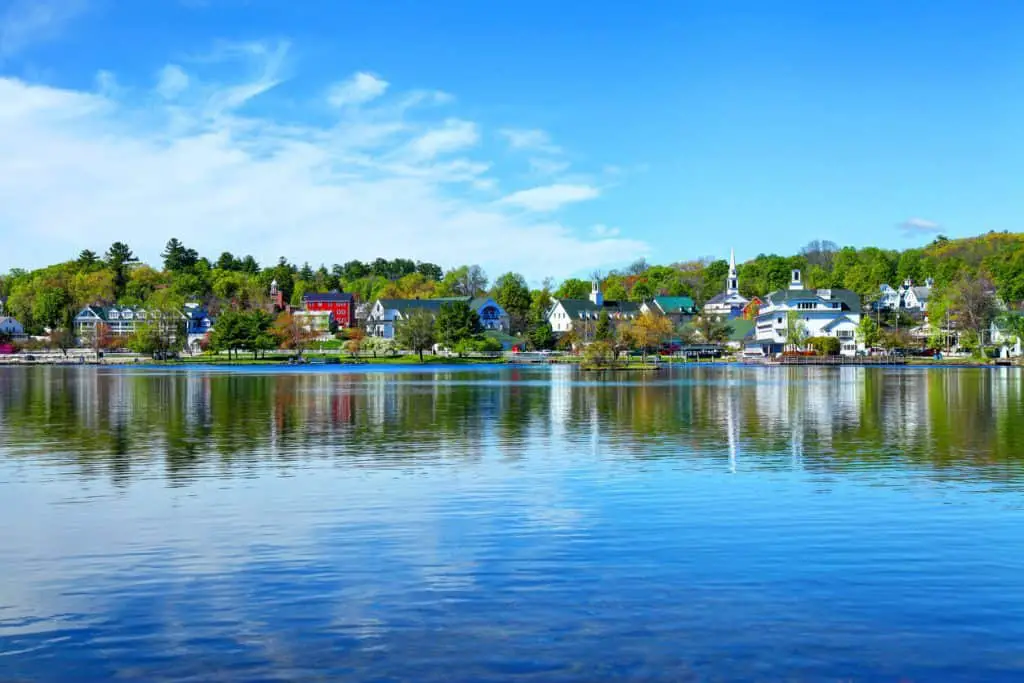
[1,364,1023,681]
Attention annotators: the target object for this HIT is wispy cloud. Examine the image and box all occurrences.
[899,217,941,236]
[406,118,479,160]
[500,184,600,212]
[591,223,620,238]
[0,0,89,59]
[500,128,560,154]
[156,64,190,100]
[327,72,388,108]
[201,40,289,115]
[0,53,644,280]
[528,157,570,176]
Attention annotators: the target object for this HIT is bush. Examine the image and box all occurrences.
[806,336,841,356]
[582,340,615,369]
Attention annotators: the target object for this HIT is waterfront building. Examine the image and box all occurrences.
[750,269,862,356]
[639,296,697,325]
[366,297,509,339]
[547,281,640,335]
[303,290,355,328]
[0,316,26,339]
[703,250,750,318]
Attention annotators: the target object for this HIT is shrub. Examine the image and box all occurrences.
[806,336,841,356]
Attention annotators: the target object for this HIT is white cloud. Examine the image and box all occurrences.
[94,69,118,96]
[156,64,190,99]
[500,128,560,153]
[899,217,941,235]
[528,157,570,176]
[200,40,289,115]
[405,118,479,160]
[0,58,644,280]
[327,72,388,108]
[499,184,600,212]
[0,0,88,59]
[591,223,620,238]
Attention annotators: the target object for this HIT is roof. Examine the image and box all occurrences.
[376,297,473,316]
[554,298,641,319]
[910,286,932,301]
[705,291,750,307]
[822,315,859,331]
[764,287,861,312]
[74,305,187,322]
[652,296,696,314]
[726,319,755,342]
[303,290,354,302]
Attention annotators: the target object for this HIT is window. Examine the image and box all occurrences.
[797,302,815,310]
[109,311,119,320]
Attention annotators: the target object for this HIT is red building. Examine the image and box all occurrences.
[303,290,355,327]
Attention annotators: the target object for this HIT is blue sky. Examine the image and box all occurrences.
[1,0,1022,281]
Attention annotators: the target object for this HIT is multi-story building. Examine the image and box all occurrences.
[547,281,640,335]
[366,297,509,339]
[303,290,355,328]
[750,269,862,356]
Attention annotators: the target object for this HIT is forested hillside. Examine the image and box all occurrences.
[2,232,1023,337]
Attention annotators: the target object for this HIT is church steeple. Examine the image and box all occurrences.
[727,249,739,295]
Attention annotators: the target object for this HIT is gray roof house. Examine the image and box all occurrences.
[366,296,510,339]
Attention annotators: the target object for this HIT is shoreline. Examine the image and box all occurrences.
[0,355,1015,370]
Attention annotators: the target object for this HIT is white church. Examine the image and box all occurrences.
[703,250,750,318]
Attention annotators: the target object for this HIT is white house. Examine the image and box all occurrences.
[750,269,863,356]
[366,297,509,339]
[703,249,750,318]
[876,284,901,311]
[0,316,26,339]
[293,310,336,339]
[901,278,934,312]
[547,281,640,334]
[990,319,1022,358]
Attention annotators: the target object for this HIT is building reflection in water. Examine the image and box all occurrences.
[0,366,1022,488]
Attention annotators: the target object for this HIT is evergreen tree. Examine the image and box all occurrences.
[162,238,199,273]
[105,242,138,300]
[436,301,482,349]
[77,250,99,270]
[595,310,612,341]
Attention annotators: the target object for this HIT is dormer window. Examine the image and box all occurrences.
[108,310,119,320]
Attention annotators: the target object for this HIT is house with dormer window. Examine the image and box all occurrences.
[547,281,640,335]
[750,269,862,356]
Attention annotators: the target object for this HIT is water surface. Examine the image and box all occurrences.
[1,365,1023,681]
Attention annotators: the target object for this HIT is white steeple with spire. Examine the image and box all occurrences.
[727,248,739,295]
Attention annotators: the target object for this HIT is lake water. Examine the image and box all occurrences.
[1,364,1023,681]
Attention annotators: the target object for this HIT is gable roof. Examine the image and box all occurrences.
[764,288,860,312]
[554,298,641,319]
[726,319,755,342]
[303,290,354,303]
[375,297,483,317]
[652,296,697,314]
[910,286,932,302]
[705,291,750,307]
[822,315,859,331]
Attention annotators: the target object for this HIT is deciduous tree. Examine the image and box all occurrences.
[395,309,436,361]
